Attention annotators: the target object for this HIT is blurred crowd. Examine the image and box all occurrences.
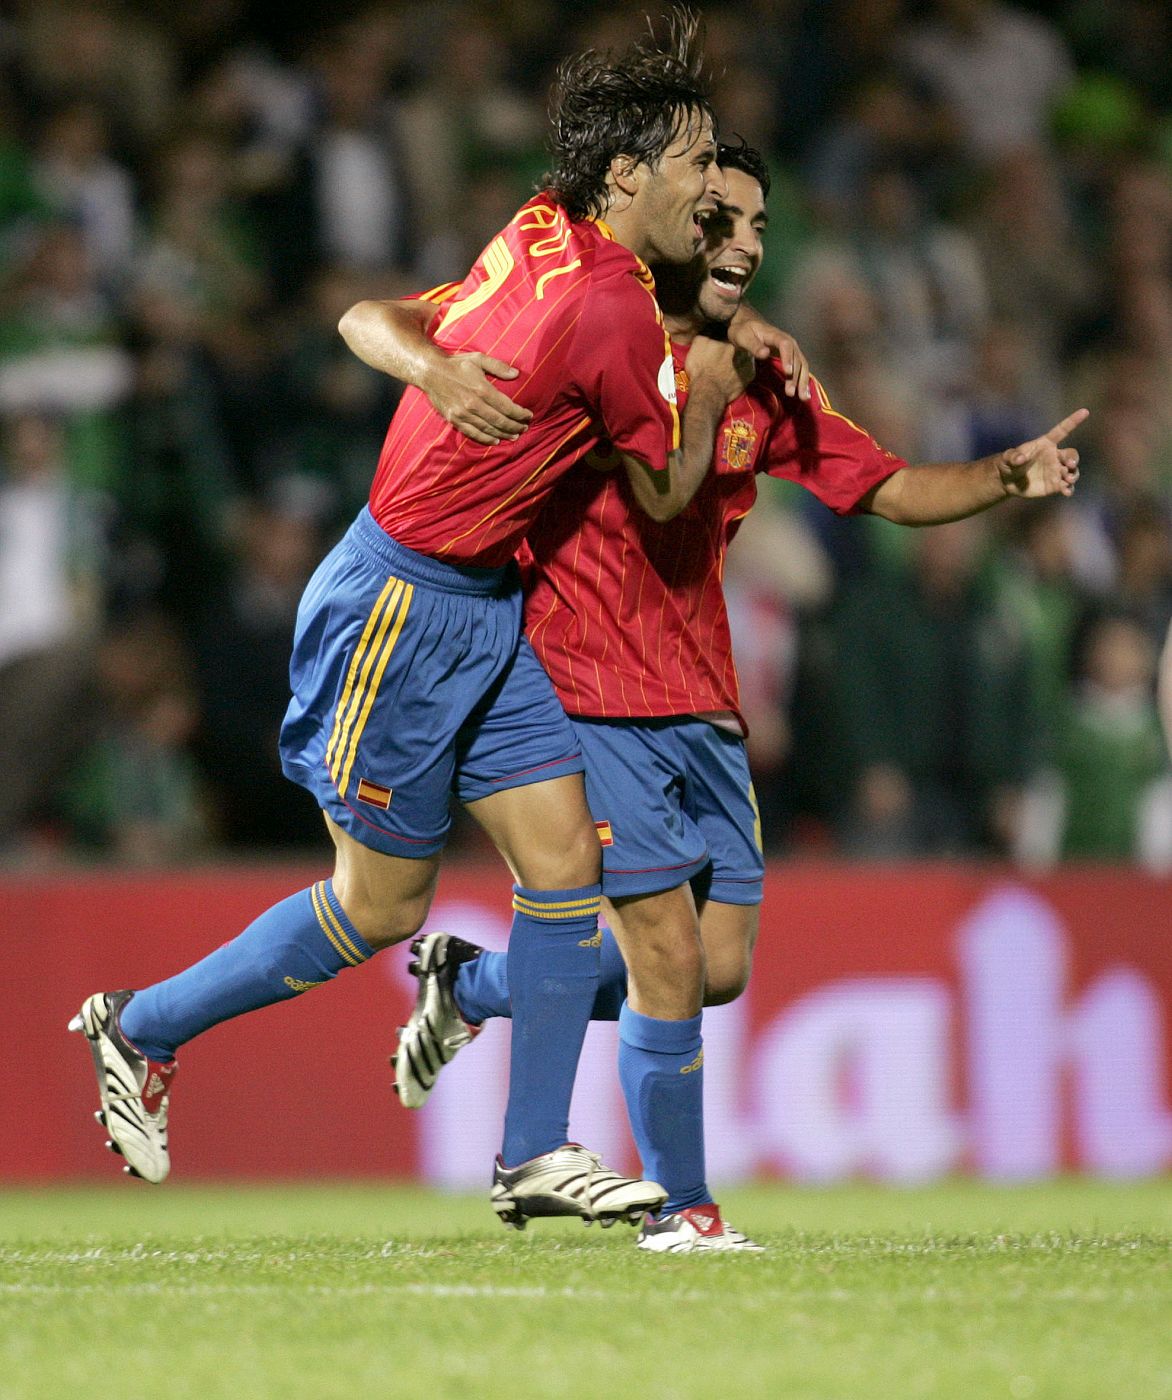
[1,0,1171,869]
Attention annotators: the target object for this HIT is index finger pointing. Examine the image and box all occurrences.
[1045,407,1090,444]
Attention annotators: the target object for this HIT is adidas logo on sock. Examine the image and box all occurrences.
[283,975,323,993]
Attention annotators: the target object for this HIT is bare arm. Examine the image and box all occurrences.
[620,337,754,523]
[863,409,1088,525]
[338,298,533,445]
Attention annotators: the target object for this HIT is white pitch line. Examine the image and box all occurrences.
[0,1283,1160,1305]
[0,1282,612,1300]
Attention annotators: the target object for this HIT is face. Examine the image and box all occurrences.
[694,165,767,324]
[628,110,726,266]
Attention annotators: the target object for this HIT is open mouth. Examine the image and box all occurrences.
[692,206,717,242]
[708,265,750,298]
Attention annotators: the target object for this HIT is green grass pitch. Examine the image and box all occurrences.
[1,1180,1168,1400]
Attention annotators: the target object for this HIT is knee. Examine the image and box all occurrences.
[516,823,601,891]
[626,925,705,986]
[625,935,705,1019]
[703,960,750,1006]
[331,879,430,951]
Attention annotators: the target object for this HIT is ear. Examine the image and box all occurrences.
[608,153,641,198]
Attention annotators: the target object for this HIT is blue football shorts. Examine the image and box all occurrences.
[570,715,765,905]
[279,508,584,856]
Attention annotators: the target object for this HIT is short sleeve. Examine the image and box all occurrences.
[570,272,679,473]
[763,373,905,514]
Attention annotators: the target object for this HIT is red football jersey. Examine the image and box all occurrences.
[523,351,906,727]
[367,195,679,567]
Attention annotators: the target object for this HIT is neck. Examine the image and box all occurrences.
[663,313,704,345]
[597,202,655,264]
[651,259,707,343]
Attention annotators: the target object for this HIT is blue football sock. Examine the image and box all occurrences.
[118,880,375,1062]
[501,882,601,1166]
[455,923,627,1024]
[617,1003,711,1215]
[452,947,511,1024]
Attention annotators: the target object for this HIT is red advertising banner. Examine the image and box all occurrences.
[8,862,1172,1184]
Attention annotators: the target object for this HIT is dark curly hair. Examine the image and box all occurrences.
[716,137,771,201]
[543,6,715,221]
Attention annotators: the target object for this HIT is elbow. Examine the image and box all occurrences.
[336,302,367,344]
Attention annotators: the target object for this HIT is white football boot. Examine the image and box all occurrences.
[636,1203,764,1253]
[391,931,483,1108]
[491,1144,667,1229]
[69,990,177,1184]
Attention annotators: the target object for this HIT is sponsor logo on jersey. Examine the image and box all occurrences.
[721,418,758,471]
[675,367,690,398]
[595,820,614,846]
[680,1048,705,1074]
[356,778,393,810]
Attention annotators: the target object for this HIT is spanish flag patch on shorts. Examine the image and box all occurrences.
[595,820,614,847]
[356,777,393,810]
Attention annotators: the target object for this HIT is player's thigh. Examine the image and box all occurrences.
[325,813,442,949]
[699,899,759,1004]
[459,638,598,888]
[466,773,600,889]
[573,718,709,900]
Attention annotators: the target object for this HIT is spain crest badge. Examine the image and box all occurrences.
[721,417,758,471]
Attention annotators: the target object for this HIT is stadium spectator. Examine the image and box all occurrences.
[0,411,103,850]
[1053,610,1172,865]
[268,262,404,526]
[0,219,133,495]
[260,22,415,300]
[32,99,137,293]
[833,515,1040,858]
[62,611,210,864]
[897,0,1076,164]
[396,7,545,251]
[191,477,332,850]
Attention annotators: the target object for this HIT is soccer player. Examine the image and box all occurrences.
[69,12,763,1230]
[348,140,1086,1251]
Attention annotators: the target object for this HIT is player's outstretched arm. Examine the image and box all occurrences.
[863,409,1088,526]
[726,302,811,400]
[338,299,532,446]
[621,336,754,523]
